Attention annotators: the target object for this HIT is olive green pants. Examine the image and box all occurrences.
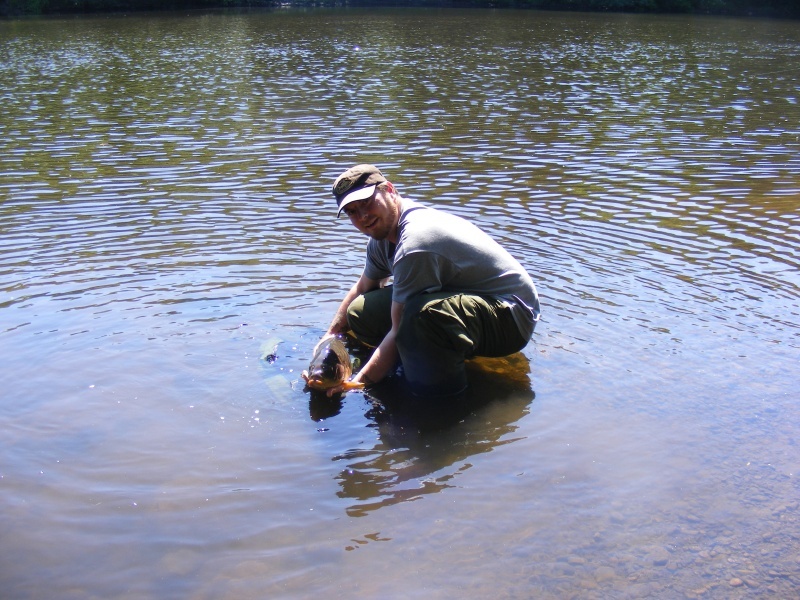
[346,287,528,396]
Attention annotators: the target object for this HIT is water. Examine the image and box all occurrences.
[1,8,799,598]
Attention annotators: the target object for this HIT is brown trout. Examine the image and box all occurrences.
[302,335,364,392]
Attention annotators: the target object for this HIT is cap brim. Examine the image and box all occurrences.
[336,184,377,216]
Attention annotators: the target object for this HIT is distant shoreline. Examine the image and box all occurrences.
[2,0,798,19]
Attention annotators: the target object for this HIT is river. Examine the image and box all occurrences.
[1,8,799,598]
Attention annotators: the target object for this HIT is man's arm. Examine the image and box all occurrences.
[327,272,380,336]
[326,300,404,397]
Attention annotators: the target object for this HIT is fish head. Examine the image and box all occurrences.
[304,336,352,390]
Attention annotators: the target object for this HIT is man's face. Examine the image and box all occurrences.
[343,187,399,241]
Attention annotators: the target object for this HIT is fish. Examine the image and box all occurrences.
[301,335,364,392]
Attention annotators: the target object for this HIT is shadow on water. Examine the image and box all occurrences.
[309,349,536,517]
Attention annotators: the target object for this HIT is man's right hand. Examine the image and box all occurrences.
[327,311,349,336]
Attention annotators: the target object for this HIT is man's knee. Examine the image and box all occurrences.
[346,287,393,347]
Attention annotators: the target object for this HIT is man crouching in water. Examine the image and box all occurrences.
[323,164,541,398]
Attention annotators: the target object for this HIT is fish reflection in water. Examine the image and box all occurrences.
[324,353,535,517]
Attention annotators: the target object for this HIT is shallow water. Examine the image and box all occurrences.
[1,8,799,599]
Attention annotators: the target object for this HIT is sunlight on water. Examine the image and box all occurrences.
[1,8,799,599]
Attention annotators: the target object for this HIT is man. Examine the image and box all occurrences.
[324,164,540,398]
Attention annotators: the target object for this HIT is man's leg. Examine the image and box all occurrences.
[396,292,527,396]
[346,286,393,348]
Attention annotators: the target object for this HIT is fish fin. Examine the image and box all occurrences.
[260,337,282,362]
[342,380,365,391]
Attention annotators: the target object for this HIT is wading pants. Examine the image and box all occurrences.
[346,287,528,397]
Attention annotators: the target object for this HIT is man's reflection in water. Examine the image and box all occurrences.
[308,352,535,517]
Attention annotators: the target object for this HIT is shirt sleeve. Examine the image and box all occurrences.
[363,239,394,281]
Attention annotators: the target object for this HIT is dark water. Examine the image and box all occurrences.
[1,8,798,599]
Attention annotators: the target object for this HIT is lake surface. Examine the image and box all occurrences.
[1,7,799,598]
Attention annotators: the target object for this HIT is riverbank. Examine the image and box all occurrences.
[2,0,799,19]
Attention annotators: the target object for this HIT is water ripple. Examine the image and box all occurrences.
[1,11,798,350]
[1,12,800,600]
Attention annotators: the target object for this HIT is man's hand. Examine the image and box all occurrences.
[326,274,381,336]
[327,310,349,336]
